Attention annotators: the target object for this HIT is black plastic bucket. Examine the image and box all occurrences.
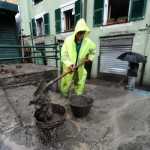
[34,103,67,144]
[69,94,94,118]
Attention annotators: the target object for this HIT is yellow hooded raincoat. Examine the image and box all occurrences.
[61,19,96,97]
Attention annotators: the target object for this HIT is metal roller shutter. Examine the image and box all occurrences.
[99,37,133,75]
[0,13,21,64]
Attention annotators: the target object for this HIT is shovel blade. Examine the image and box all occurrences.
[34,79,46,96]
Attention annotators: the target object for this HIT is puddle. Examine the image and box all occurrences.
[1,137,35,150]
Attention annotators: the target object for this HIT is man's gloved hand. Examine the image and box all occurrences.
[67,65,74,73]
[85,57,91,62]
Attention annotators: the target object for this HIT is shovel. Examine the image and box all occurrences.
[31,59,86,104]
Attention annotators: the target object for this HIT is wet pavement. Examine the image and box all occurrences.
[0,80,150,150]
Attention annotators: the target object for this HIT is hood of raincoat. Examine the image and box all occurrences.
[74,19,90,38]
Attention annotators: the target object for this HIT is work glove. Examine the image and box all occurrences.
[67,65,74,73]
[85,57,91,62]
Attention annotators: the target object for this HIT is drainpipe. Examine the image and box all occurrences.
[29,22,36,63]
[18,0,24,60]
[84,0,87,21]
[139,24,150,86]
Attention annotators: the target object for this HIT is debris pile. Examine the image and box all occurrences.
[0,64,23,75]
[34,103,53,122]
[29,80,53,122]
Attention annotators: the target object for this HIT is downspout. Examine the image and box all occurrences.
[139,24,150,86]
[84,0,87,21]
[18,0,24,60]
[29,22,36,63]
[28,0,36,63]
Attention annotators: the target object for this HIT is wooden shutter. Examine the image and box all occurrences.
[93,0,104,26]
[55,8,61,33]
[129,0,147,21]
[31,19,36,36]
[75,0,82,25]
[44,13,50,35]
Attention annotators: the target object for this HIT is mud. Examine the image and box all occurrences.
[35,110,63,123]
[1,80,150,150]
[69,95,92,106]
[34,104,53,122]
[48,113,62,122]
[70,97,88,106]
[30,79,54,123]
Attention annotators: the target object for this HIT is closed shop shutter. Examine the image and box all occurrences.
[99,37,133,75]
[0,13,20,64]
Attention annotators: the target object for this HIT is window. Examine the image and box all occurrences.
[108,0,130,21]
[36,17,44,36]
[64,9,75,32]
[93,0,147,26]
[55,8,61,33]
[31,13,50,37]
[129,0,147,21]
[93,0,104,26]
[31,18,36,36]
[74,0,82,25]
[55,0,82,33]
[33,0,43,5]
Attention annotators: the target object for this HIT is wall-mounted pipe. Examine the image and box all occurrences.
[84,0,87,21]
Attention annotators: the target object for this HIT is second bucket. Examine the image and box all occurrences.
[69,94,94,118]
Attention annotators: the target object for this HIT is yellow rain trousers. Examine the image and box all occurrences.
[61,19,96,97]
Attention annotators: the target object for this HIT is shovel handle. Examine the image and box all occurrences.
[46,60,85,88]
[117,78,125,87]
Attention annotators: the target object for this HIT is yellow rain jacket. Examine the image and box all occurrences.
[61,19,96,97]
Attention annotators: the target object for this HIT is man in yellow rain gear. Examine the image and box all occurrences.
[61,19,96,98]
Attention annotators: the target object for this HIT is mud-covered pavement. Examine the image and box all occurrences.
[0,81,150,150]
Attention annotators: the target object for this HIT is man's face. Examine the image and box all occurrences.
[76,31,86,40]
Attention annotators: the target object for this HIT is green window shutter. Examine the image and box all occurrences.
[93,0,104,26]
[129,0,147,21]
[31,19,36,36]
[44,13,50,35]
[75,0,82,25]
[55,8,61,33]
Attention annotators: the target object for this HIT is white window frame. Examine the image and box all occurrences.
[34,12,46,36]
[103,0,109,25]
[128,0,132,21]
[59,0,77,32]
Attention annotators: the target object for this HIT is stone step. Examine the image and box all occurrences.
[0,64,58,91]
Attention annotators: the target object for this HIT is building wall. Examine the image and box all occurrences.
[20,0,150,86]
[19,0,31,35]
[94,0,150,86]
